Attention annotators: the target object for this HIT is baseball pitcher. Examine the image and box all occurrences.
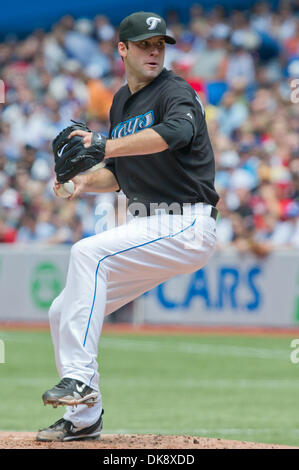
[37,11,219,442]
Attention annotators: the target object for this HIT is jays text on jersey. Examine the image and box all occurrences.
[105,68,219,209]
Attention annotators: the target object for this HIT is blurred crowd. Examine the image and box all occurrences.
[0,1,299,255]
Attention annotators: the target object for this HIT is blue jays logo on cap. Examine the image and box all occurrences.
[146,17,162,30]
[119,11,176,44]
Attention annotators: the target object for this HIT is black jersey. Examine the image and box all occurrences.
[105,68,219,207]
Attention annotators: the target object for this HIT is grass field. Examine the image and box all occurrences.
[1,328,299,447]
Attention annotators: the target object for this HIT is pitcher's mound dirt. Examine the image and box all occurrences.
[0,432,297,449]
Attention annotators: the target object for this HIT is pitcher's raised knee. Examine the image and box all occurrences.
[70,237,100,260]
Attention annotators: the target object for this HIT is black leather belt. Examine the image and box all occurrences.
[210,207,218,221]
[129,202,218,220]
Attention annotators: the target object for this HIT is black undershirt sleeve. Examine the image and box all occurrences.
[153,118,194,151]
[152,87,200,152]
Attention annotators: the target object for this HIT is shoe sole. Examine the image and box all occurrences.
[43,392,99,408]
[36,431,101,442]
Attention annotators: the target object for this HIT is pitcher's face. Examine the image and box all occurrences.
[119,36,165,83]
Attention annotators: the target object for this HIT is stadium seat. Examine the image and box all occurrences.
[206,81,228,106]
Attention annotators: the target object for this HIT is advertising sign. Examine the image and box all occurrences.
[0,246,297,327]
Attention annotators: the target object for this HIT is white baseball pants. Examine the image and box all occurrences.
[48,203,217,428]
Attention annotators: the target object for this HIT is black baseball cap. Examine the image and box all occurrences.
[119,11,176,44]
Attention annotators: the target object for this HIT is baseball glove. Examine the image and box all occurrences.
[53,121,106,183]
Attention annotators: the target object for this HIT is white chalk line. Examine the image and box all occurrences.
[2,377,299,390]
[99,337,289,360]
[0,333,293,360]
[104,428,299,436]
[103,377,299,389]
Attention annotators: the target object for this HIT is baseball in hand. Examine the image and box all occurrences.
[56,181,75,198]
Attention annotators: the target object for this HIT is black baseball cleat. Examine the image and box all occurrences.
[42,378,99,408]
[36,410,104,442]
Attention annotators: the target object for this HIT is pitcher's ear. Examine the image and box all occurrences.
[118,41,129,61]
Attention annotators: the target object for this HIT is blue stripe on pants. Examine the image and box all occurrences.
[83,218,196,347]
